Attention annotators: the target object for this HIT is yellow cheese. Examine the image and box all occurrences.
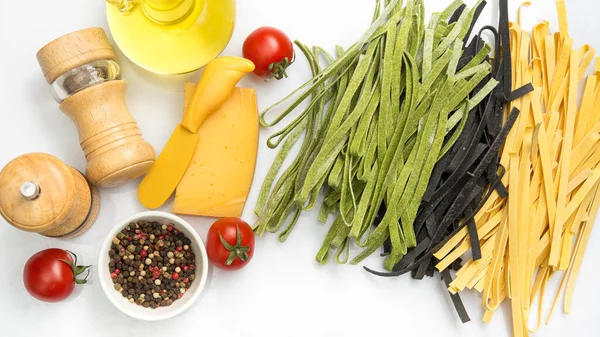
[173,84,259,218]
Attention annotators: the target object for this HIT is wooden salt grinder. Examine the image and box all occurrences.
[0,153,100,238]
[36,28,156,187]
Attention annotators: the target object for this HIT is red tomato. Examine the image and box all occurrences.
[243,26,294,80]
[206,218,255,271]
[23,249,90,302]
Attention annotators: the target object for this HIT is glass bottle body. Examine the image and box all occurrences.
[106,0,236,75]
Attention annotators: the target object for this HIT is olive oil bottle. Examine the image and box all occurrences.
[106,0,235,75]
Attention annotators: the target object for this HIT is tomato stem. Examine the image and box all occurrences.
[267,57,293,81]
[218,224,251,266]
[60,250,92,285]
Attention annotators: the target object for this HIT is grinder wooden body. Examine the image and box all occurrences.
[0,153,100,238]
[37,28,155,187]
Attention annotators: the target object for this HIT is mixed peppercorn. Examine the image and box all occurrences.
[108,221,196,309]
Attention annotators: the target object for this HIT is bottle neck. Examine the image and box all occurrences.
[107,0,198,25]
[106,0,135,12]
[142,0,197,25]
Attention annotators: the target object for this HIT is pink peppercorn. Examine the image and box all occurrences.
[140,250,147,258]
[114,268,121,275]
[189,264,195,271]
[183,266,188,272]
[177,293,183,299]
[173,230,179,235]
[167,225,173,232]
[111,273,117,279]
[183,278,189,284]
[172,272,179,280]
[176,246,183,252]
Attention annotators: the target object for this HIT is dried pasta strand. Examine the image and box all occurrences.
[556,0,569,39]
[433,1,600,334]
[564,182,600,313]
[549,47,578,268]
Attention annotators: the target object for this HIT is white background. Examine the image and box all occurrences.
[1,1,599,336]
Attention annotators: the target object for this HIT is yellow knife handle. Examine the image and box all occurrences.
[181,56,255,133]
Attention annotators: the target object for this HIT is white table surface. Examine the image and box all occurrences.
[1,1,599,336]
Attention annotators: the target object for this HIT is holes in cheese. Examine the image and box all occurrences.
[173,84,259,218]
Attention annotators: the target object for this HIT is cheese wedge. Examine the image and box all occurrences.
[173,84,259,217]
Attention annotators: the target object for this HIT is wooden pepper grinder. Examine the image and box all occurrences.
[36,28,156,187]
[0,153,100,238]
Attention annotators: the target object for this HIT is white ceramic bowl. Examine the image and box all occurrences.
[98,211,208,321]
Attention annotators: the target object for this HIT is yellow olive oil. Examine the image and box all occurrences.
[106,0,235,75]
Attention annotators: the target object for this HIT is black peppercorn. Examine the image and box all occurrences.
[109,220,197,310]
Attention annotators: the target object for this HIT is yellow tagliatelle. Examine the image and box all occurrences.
[434,1,600,336]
